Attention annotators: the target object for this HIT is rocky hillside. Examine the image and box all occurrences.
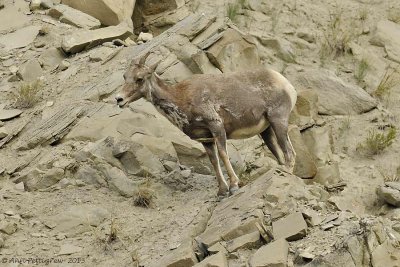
[0,0,400,266]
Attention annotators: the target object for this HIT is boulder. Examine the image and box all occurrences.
[249,239,289,267]
[0,108,22,121]
[226,231,262,253]
[172,141,212,175]
[302,126,333,166]
[89,46,115,62]
[43,204,109,237]
[0,221,18,235]
[376,182,400,207]
[313,162,342,186]
[290,69,377,115]
[49,4,101,29]
[0,127,7,139]
[100,165,138,197]
[194,252,228,267]
[370,20,400,63]
[14,167,64,191]
[148,240,198,267]
[39,47,66,70]
[17,59,43,81]
[0,25,40,51]
[272,212,307,241]
[61,0,136,26]
[207,29,260,73]
[288,126,317,179]
[61,23,133,53]
[289,88,318,130]
[257,35,296,63]
[0,5,31,32]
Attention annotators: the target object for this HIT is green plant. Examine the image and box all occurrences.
[354,58,369,84]
[357,127,397,155]
[338,115,351,137]
[374,67,399,98]
[12,80,42,108]
[227,0,246,22]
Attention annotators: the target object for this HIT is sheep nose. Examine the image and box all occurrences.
[115,96,124,103]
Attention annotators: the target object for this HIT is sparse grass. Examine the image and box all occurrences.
[133,184,155,208]
[227,0,246,22]
[357,126,397,155]
[359,7,368,22]
[354,58,369,84]
[319,8,355,64]
[378,167,400,182]
[374,67,399,99]
[388,8,400,24]
[12,80,42,109]
[107,218,118,243]
[338,115,351,137]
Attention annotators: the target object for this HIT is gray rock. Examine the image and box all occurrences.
[0,127,8,139]
[75,165,106,186]
[249,238,289,267]
[172,141,212,175]
[289,88,318,130]
[313,162,342,186]
[194,252,228,267]
[370,20,400,63]
[226,231,261,253]
[296,29,315,43]
[290,69,377,115]
[288,126,317,179]
[272,212,307,241]
[61,24,133,53]
[49,4,101,29]
[14,167,64,191]
[44,204,109,237]
[101,165,138,197]
[62,0,136,26]
[138,32,153,42]
[207,29,260,73]
[257,35,296,63]
[58,60,70,71]
[0,26,41,51]
[17,59,43,81]
[376,182,400,207]
[0,221,17,235]
[89,46,115,62]
[39,47,65,70]
[0,108,23,121]
[0,6,31,32]
[148,240,198,267]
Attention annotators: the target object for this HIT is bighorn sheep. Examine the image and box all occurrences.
[116,52,297,197]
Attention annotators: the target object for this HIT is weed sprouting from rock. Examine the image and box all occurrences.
[354,58,369,84]
[374,67,399,99]
[12,80,42,109]
[357,126,397,155]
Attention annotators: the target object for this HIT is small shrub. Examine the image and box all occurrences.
[133,186,155,208]
[357,127,397,155]
[12,80,42,108]
[378,167,399,182]
[354,58,369,84]
[319,9,355,62]
[107,218,118,243]
[374,67,399,99]
[226,0,246,22]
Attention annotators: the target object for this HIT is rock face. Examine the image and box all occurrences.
[370,20,400,63]
[376,182,400,207]
[61,0,136,26]
[249,239,289,267]
[0,25,40,51]
[61,23,133,53]
[207,29,260,73]
[290,69,377,115]
[49,4,101,29]
[272,212,308,241]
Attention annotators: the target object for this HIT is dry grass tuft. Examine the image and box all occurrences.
[107,218,118,244]
[378,167,400,182]
[374,67,399,99]
[12,80,42,109]
[388,8,400,23]
[319,8,355,64]
[357,126,397,155]
[354,58,369,84]
[133,185,155,208]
